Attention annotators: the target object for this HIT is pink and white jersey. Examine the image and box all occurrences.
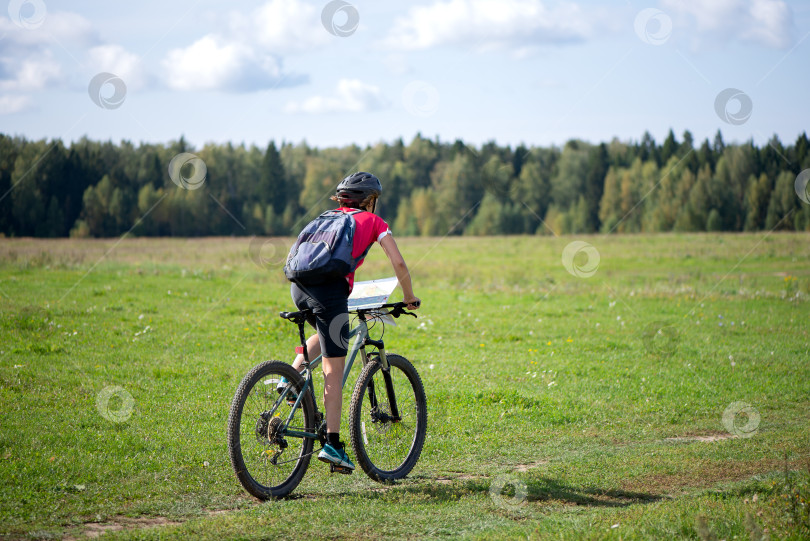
[336,207,391,292]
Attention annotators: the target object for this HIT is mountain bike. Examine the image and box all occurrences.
[227,302,427,499]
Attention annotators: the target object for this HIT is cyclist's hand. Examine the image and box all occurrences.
[404,297,421,310]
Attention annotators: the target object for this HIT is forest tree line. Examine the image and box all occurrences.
[0,129,808,238]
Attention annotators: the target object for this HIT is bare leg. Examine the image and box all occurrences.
[322,355,346,434]
[291,333,321,371]
[293,334,344,435]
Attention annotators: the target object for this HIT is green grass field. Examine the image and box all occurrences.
[1,233,809,540]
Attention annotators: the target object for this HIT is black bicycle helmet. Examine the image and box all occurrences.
[335,171,382,202]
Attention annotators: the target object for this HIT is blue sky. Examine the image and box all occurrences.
[1,0,808,149]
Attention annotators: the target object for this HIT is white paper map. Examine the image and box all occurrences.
[348,277,399,310]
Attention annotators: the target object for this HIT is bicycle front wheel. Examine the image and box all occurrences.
[349,353,427,482]
[227,360,315,499]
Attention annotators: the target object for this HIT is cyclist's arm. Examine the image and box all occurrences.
[379,234,420,309]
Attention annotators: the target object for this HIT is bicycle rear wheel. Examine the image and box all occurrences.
[349,353,427,482]
[227,360,315,499]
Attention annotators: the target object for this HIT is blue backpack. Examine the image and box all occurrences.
[284,209,371,285]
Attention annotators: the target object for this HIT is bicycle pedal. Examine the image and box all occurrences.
[330,464,353,475]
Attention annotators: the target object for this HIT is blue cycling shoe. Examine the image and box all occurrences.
[318,442,355,471]
[276,377,298,404]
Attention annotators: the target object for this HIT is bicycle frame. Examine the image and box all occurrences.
[275,312,393,441]
[228,299,423,497]
[306,315,373,389]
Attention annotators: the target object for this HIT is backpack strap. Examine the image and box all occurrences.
[320,208,364,218]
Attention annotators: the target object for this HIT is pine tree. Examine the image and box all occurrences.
[639,131,658,165]
[0,135,19,235]
[712,130,725,155]
[679,130,697,172]
[512,144,528,178]
[660,129,678,164]
[696,138,714,172]
[584,143,608,232]
[794,132,808,167]
[260,141,287,214]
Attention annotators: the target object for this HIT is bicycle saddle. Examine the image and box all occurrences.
[279,309,311,324]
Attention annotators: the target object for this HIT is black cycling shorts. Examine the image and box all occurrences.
[290,279,351,358]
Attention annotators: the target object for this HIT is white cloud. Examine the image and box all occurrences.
[88,45,149,91]
[0,11,95,92]
[163,35,301,92]
[285,79,387,114]
[41,11,98,46]
[229,0,329,54]
[0,95,34,114]
[742,0,793,48]
[661,0,794,49]
[0,52,63,91]
[1,11,155,96]
[163,0,324,92]
[384,0,592,52]
[0,11,97,49]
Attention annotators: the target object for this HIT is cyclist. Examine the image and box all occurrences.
[286,172,420,471]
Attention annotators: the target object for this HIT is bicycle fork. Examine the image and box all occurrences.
[364,338,401,422]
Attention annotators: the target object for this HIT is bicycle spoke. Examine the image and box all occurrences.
[350,354,426,480]
[228,361,316,499]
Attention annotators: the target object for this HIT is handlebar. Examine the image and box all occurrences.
[376,301,419,319]
[282,302,419,325]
